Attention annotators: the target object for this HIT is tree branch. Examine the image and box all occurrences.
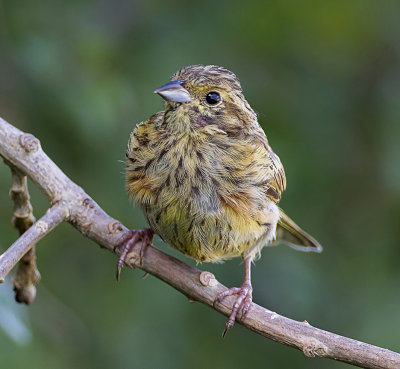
[5,160,40,303]
[0,204,67,282]
[0,116,399,369]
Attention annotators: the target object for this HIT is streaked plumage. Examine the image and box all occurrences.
[122,65,322,334]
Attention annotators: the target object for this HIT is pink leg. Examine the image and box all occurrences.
[115,228,154,281]
[214,256,253,337]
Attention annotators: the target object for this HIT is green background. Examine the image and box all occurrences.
[1,1,400,368]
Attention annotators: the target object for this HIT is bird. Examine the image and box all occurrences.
[118,64,322,336]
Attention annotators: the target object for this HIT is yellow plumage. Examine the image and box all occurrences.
[123,65,322,334]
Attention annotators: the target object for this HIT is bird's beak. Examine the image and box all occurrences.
[154,80,191,103]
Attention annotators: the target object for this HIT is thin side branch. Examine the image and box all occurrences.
[5,160,40,303]
[0,116,399,369]
[7,162,36,233]
[0,204,67,282]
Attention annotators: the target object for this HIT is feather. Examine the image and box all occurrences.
[275,208,323,252]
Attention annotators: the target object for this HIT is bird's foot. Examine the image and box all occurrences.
[115,228,154,281]
[214,281,253,337]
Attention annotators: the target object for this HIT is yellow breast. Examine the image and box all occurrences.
[126,116,280,262]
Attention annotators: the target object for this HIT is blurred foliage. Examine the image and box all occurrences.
[1,1,400,368]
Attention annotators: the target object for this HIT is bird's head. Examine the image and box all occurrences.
[154,65,257,134]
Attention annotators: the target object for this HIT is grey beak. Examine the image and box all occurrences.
[154,80,191,103]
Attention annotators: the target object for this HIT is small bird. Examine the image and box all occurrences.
[118,65,322,336]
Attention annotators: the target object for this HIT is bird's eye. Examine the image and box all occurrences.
[205,91,221,105]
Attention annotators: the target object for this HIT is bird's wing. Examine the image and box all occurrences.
[275,208,323,252]
[265,149,287,203]
[254,140,321,252]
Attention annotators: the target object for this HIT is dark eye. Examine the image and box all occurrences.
[205,91,221,105]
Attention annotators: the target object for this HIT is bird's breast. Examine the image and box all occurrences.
[127,133,278,262]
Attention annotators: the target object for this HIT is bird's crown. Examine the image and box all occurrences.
[172,65,242,92]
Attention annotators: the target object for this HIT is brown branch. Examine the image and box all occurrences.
[0,204,67,282]
[5,160,40,303]
[0,116,399,369]
[7,163,36,233]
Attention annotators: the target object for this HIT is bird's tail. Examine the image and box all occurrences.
[275,208,323,252]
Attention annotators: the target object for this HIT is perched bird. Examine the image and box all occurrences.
[119,64,322,336]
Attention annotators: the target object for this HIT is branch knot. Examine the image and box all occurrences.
[19,133,40,152]
[199,271,218,287]
[302,338,328,358]
[108,221,124,234]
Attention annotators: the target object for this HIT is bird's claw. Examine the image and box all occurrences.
[115,228,153,281]
[214,282,253,337]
